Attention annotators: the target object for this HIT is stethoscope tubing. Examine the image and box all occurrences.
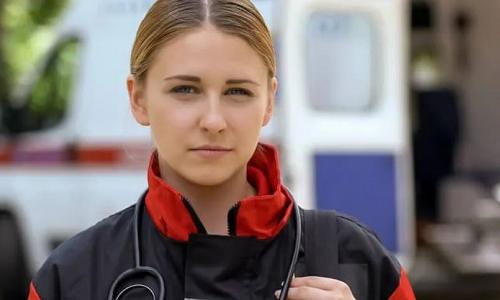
[279,188,302,300]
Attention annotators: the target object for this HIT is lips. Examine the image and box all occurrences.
[190,144,232,151]
[189,145,233,158]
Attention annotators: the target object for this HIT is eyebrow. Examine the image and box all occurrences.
[163,75,260,86]
[226,79,260,86]
[163,75,200,82]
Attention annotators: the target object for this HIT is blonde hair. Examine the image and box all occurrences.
[130,0,276,83]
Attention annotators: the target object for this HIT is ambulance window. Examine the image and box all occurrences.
[306,13,377,112]
[21,37,81,132]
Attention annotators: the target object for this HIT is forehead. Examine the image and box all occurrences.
[149,24,268,80]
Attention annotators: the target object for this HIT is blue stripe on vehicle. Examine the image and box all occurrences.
[314,153,398,252]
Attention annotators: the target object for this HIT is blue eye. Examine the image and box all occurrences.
[225,88,252,96]
[171,86,197,94]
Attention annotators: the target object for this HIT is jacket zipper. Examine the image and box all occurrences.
[183,196,241,236]
[227,202,240,236]
[181,196,207,234]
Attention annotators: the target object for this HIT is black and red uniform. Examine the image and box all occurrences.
[28,144,415,300]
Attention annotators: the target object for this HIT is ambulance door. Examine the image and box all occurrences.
[280,0,414,263]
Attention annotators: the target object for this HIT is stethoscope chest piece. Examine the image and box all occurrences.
[108,266,165,300]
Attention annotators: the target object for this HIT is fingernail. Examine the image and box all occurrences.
[274,289,281,299]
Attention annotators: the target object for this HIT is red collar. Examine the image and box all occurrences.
[145,143,293,241]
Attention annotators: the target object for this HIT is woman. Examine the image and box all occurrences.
[28,0,415,299]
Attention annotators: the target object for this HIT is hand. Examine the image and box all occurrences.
[275,276,356,300]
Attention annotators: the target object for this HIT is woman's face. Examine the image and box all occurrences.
[129,24,277,186]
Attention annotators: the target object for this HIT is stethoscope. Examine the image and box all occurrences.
[108,188,302,300]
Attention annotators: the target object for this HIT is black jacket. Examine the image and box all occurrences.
[29,204,414,300]
[28,144,414,300]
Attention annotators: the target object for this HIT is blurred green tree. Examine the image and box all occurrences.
[0,0,9,105]
[0,0,68,103]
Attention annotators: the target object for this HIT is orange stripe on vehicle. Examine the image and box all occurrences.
[74,144,152,166]
[0,141,152,166]
[0,145,13,163]
[388,269,416,300]
[27,282,42,300]
[74,146,122,163]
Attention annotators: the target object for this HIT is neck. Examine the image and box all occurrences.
[158,162,256,235]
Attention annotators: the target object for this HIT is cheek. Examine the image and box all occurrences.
[148,99,195,132]
[228,104,266,134]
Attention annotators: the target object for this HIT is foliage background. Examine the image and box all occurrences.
[0,0,69,104]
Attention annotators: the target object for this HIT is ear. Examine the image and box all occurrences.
[263,77,277,126]
[127,75,150,126]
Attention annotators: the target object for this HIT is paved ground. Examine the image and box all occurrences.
[410,247,500,300]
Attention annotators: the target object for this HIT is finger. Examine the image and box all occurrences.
[290,276,348,291]
[278,286,331,300]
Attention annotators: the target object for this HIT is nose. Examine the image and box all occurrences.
[199,95,227,134]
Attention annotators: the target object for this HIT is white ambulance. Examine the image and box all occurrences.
[0,0,413,295]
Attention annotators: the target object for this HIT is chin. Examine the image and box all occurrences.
[183,168,235,187]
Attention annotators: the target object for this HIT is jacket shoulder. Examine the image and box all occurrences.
[302,209,413,300]
[335,213,393,260]
[335,213,414,300]
[31,205,135,299]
